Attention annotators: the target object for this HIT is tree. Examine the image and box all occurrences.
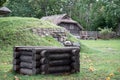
[7,0,37,17]
[28,0,64,17]
[0,0,6,7]
[6,0,120,31]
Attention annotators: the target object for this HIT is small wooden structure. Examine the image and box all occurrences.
[80,31,98,40]
[13,46,80,75]
[41,14,83,36]
[0,6,11,15]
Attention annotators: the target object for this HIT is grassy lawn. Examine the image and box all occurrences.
[0,39,120,80]
[80,39,120,80]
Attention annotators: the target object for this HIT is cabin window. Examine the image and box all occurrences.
[70,25,74,29]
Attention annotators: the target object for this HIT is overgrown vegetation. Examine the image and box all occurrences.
[0,0,6,7]
[99,28,115,39]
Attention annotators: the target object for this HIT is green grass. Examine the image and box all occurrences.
[0,17,120,80]
[1,39,120,80]
[0,17,63,48]
[80,40,120,80]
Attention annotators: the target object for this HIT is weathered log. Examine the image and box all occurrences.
[49,60,71,66]
[15,46,80,56]
[20,55,32,63]
[33,54,41,60]
[13,59,20,65]
[13,65,20,71]
[71,49,80,56]
[40,64,49,74]
[48,66,71,73]
[20,52,40,60]
[20,62,33,69]
[13,52,20,58]
[40,50,48,57]
[71,62,80,72]
[49,53,71,60]
[20,51,33,56]
[20,61,40,68]
[71,56,79,62]
[20,68,40,75]
[40,58,48,64]
[14,47,33,52]
[38,47,79,53]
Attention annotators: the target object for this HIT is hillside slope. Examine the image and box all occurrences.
[0,17,63,48]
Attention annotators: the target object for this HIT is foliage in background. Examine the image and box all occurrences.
[0,0,6,6]
[99,27,115,39]
[6,0,120,31]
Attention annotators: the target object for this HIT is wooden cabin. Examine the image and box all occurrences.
[0,6,11,15]
[41,14,83,36]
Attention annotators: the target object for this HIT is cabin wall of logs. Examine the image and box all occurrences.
[13,46,80,75]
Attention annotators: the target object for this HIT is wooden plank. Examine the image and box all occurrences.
[71,56,79,62]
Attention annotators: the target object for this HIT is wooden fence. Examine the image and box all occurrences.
[79,31,98,39]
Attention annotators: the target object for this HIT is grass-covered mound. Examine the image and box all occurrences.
[0,17,63,48]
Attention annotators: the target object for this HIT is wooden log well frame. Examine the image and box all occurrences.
[13,46,80,75]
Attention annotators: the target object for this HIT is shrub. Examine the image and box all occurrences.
[98,27,115,39]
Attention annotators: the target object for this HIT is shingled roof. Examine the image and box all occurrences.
[41,14,83,30]
[0,6,11,15]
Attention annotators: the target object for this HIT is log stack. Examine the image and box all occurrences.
[13,46,80,75]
